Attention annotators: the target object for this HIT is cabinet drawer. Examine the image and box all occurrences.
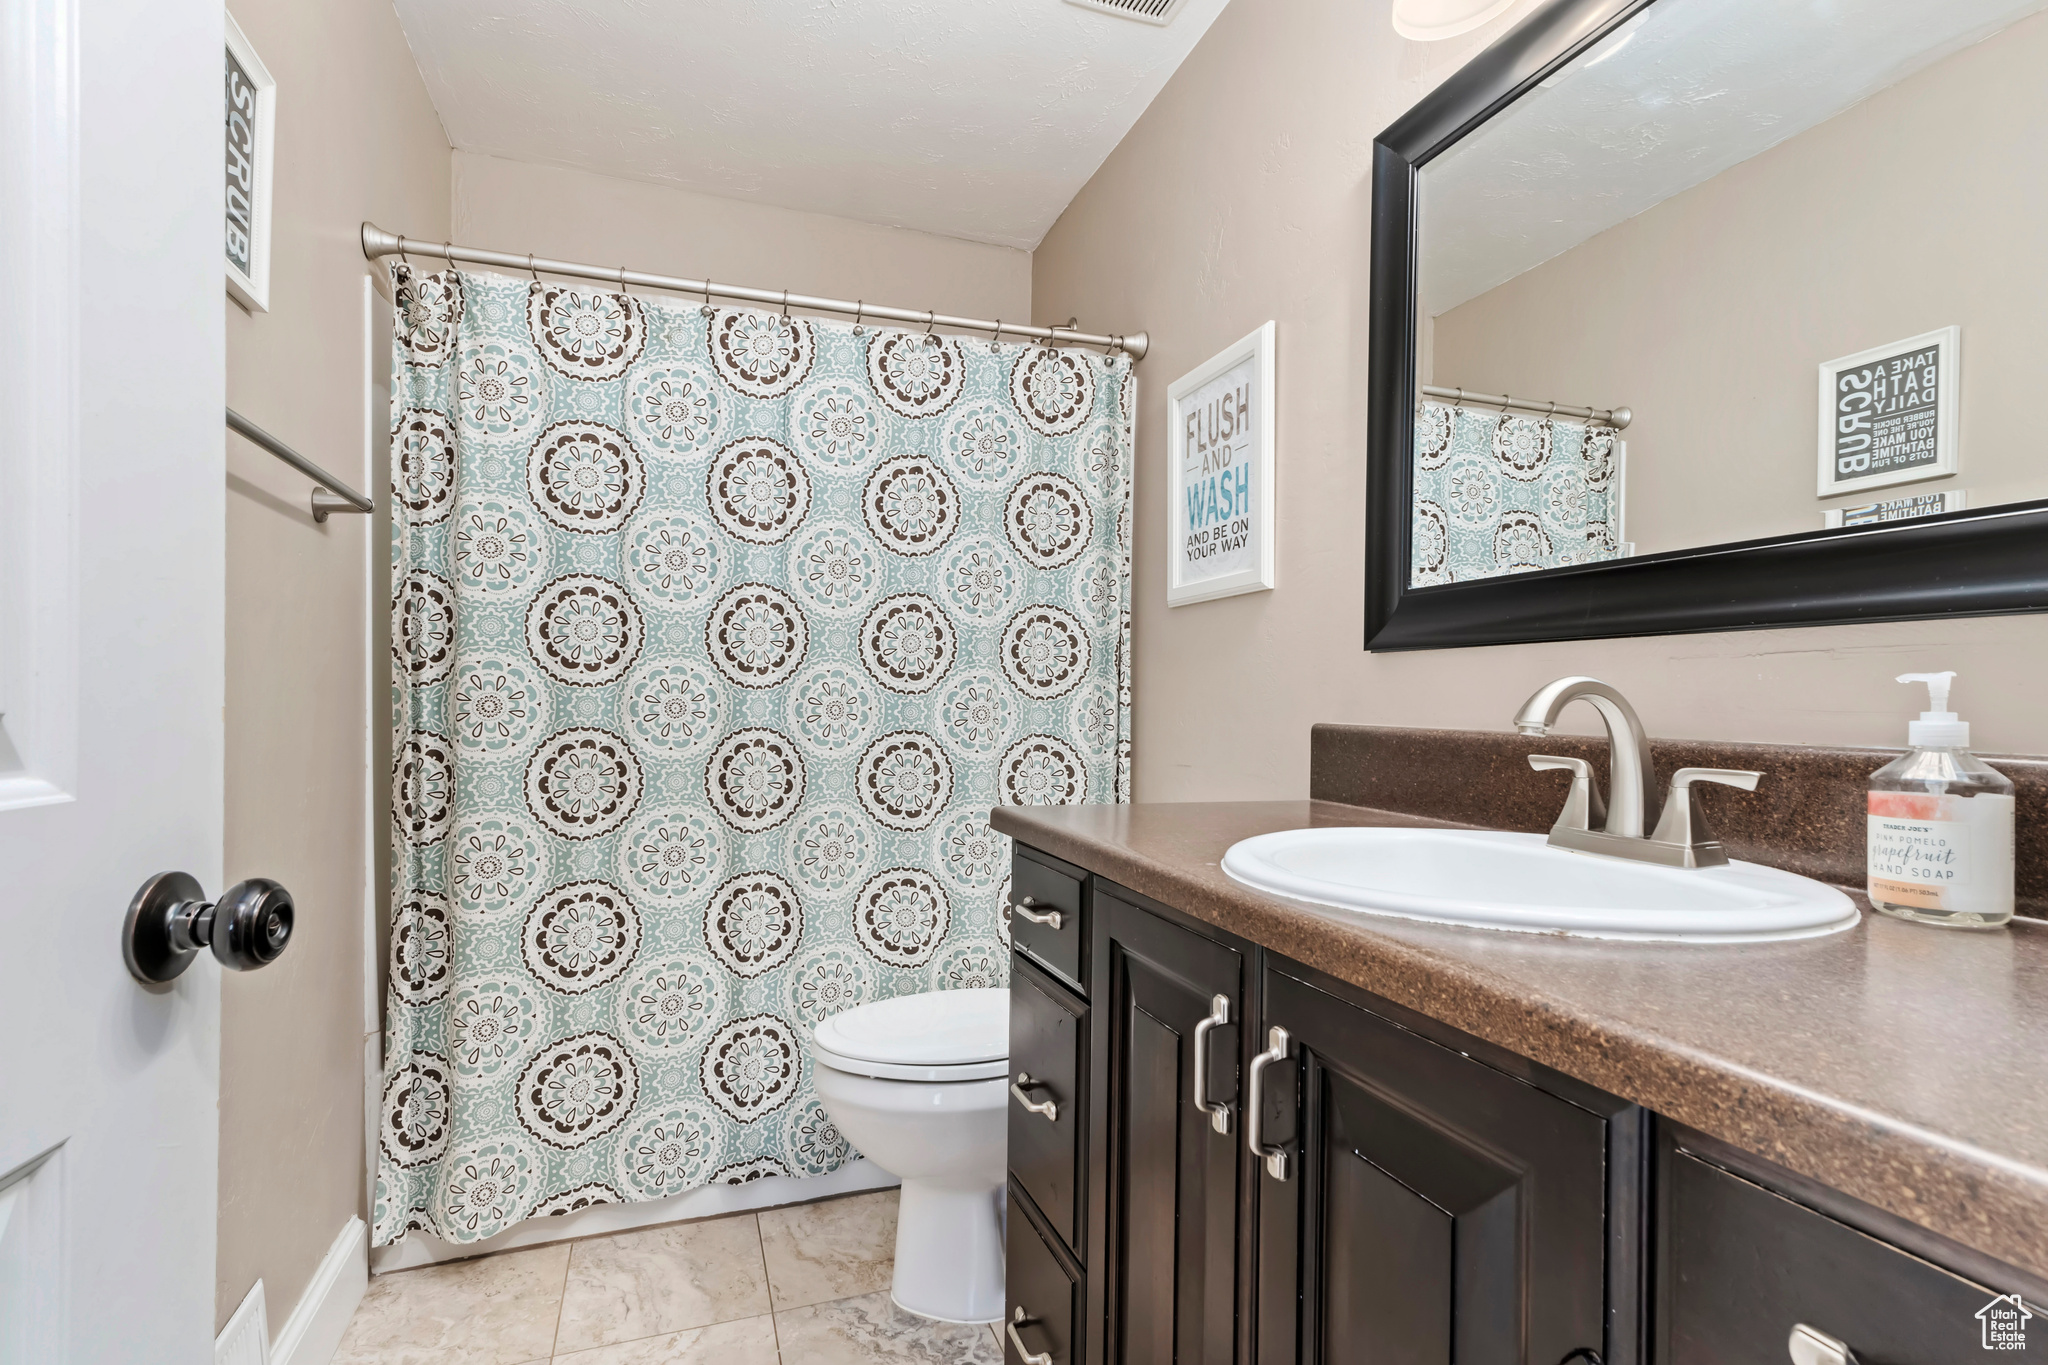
[1658,1147,2009,1364]
[1010,853,1084,992]
[1009,954,1085,1252]
[1006,1184,1080,1365]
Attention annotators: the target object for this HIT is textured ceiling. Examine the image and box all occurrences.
[393,0,1232,250]
[1419,0,2048,314]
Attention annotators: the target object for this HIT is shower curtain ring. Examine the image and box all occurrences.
[780,289,790,320]
[923,310,937,348]
[852,300,864,335]
[396,236,411,267]
[700,277,715,319]
[526,253,540,285]
[617,264,630,299]
[989,319,1002,352]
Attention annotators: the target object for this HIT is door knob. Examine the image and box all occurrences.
[123,871,295,983]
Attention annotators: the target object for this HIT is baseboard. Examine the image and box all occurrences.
[369,1159,900,1273]
[214,1218,366,1365]
[273,1217,368,1365]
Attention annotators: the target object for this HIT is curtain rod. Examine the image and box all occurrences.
[226,406,374,522]
[360,223,1150,361]
[1421,384,1632,431]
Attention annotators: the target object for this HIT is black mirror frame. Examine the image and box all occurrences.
[1364,0,2048,652]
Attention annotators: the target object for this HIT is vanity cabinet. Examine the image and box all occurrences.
[1005,841,2044,1365]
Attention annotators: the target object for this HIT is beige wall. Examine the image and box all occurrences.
[220,0,448,1336]
[1432,10,2048,554]
[1031,0,2048,802]
[452,152,1032,323]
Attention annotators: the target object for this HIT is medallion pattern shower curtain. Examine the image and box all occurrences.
[1409,399,1620,584]
[376,265,1133,1247]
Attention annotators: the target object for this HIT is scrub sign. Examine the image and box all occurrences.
[1166,322,1276,606]
[1816,326,1959,498]
[222,14,274,312]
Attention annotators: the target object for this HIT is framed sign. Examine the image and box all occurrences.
[1816,326,1958,498]
[224,11,275,313]
[1823,489,1967,529]
[1166,321,1276,606]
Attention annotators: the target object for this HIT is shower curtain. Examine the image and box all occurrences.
[376,265,1133,1247]
[1409,399,1620,585]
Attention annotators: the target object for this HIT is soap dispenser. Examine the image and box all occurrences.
[1866,671,2015,928]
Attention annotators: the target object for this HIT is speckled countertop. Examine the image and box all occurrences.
[988,799,2048,1282]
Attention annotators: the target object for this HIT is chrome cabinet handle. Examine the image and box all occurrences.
[1246,1025,1292,1181]
[1010,896,1063,931]
[1788,1324,1856,1365]
[1010,1072,1059,1123]
[1191,993,1233,1134]
[1007,1307,1053,1365]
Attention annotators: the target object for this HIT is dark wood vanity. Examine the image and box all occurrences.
[992,736,2048,1365]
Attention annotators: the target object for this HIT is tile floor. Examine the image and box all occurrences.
[332,1190,1006,1365]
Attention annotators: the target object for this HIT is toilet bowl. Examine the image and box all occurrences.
[810,987,1009,1324]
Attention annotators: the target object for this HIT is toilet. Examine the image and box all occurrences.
[811,987,1010,1324]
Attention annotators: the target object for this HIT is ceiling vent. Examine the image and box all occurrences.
[1065,0,1184,25]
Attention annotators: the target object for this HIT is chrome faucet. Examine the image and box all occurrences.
[1514,676,1761,869]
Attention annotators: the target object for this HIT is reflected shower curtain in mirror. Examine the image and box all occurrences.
[376,265,1133,1247]
[1410,400,1621,585]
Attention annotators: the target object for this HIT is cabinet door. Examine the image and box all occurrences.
[1656,1140,2004,1364]
[1255,969,1610,1365]
[1100,893,1247,1365]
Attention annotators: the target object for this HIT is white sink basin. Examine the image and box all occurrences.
[1221,827,1859,942]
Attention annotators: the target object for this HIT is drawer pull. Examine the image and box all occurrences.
[1191,993,1233,1135]
[1788,1325,1856,1365]
[1007,1307,1053,1365]
[1247,1025,1292,1181]
[1011,1072,1060,1123]
[1011,896,1063,931]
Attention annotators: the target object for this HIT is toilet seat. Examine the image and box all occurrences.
[811,987,1010,1082]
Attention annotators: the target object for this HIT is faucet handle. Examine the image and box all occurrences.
[1669,767,1761,793]
[1649,768,1762,866]
[1529,754,1607,833]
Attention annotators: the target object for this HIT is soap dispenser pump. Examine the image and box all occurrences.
[1866,671,2015,928]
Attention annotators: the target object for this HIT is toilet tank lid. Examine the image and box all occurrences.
[812,988,1009,1065]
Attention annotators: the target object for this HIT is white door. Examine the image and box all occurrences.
[0,0,227,1360]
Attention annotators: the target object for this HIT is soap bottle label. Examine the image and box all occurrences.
[1867,794,1970,910]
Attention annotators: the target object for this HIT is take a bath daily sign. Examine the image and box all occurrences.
[1167,322,1277,605]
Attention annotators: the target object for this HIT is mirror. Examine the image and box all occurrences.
[1367,0,2048,648]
